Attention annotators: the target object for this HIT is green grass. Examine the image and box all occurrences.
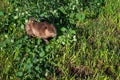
[0,0,120,80]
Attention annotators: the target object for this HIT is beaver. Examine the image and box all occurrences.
[26,18,57,43]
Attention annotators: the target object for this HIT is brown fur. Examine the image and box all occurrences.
[26,18,57,43]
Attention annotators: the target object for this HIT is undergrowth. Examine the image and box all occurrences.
[0,0,120,80]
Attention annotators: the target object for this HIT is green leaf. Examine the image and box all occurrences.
[69,29,76,34]
[16,72,23,77]
[39,49,45,57]
[61,27,67,32]
[40,52,45,57]
[27,58,31,64]
[70,13,75,18]
[24,63,33,70]
[69,19,75,24]
[37,39,42,44]
[0,11,4,16]
[26,47,31,52]
[58,7,67,14]
[45,45,50,52]
[76,13,86,21]
[35,66,39,71]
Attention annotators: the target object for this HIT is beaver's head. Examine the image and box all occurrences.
[44,24,57,38]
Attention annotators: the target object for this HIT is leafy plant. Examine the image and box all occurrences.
[0,0,120,80]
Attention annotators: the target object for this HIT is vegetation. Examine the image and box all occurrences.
[0,0,120,80]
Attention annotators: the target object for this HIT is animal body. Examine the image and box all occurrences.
[26,18,57,43]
